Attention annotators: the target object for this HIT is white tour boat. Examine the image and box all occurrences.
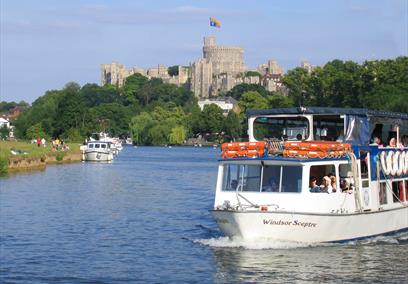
[83,141,114,162]
[212,107,408,243]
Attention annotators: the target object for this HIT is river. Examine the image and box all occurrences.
[1,146,407,283]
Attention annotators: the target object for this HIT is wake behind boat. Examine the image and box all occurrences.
[211,107,408,243]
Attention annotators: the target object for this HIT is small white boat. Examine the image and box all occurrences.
[212,107,408,243]
[83,141,114,162]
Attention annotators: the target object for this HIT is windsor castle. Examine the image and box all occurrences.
[101,36,314,98]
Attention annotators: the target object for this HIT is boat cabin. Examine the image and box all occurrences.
[215,108,408,214]
[86,141,112,151]
[248,107,408,146]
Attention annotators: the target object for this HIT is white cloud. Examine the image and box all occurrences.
[171,6,209,14]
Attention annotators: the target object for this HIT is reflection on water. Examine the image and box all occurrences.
[1,146,407,283]
[205,234,408,284]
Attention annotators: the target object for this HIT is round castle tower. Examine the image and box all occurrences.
[202,36,245,75]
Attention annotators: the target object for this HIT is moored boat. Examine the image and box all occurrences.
[211,107,408,243]
[83,141,114,162]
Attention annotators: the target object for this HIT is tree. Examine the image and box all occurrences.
[168,65,179,76]
[224,111,242,141]
[53,85,87,137]
[201,104,224,134]
[168,126,186,145]
[225,83,271,100]
[238,91,269,113]
[26,123,47,139]
[129,112,154,145]
[0,125,9,139]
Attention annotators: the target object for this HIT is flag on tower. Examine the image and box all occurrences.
[210,17,221,28]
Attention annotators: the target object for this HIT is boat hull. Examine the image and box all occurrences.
[211,207,408,243]
[84,150,113,161]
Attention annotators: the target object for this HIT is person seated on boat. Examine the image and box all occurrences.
[340,178,352,193]
[320,176,334,193]
[388,137,397,148]
[370,136,384,147]
[309,176,321,193]
[330,176,337,193]
[263,178,279,192]
[296,134,303,141]
[230,180,238,190]
[336,129,345,142]
[402,135,408,147]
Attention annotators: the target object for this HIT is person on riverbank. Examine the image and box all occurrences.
[41,138,46,147]
[36,137,41,147]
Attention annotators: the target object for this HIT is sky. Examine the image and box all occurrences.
[1,0,407,103]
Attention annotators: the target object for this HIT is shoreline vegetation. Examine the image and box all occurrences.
[0,141,82,175]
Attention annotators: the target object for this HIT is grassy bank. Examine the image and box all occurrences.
[0,140,82,175]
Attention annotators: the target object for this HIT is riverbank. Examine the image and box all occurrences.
[0,141,82,175]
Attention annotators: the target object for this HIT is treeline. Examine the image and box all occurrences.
[9,57,408,145]
[282,57,408,112]
[11,74,248,144]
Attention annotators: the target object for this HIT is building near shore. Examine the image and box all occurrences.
[197,97,239,115]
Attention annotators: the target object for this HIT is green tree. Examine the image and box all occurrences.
[53,84,87,137]
[0,125,9,139]
[64,128,83,142]
[225,83,271,100]
[129,112,154,145]
[168,126,186,145]
[224,111,242,141]
[168,65,179,76]
[26,123,47,139]
[201,104,224,134]
[238,91,269,113]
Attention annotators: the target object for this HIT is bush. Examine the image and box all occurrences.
[0,152,8,175]
[55,152,65,161]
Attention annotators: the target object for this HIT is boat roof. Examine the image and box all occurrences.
[247,107,408,120]
[88,140,111,144]
[219,156,349,163]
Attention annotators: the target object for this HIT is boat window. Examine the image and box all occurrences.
[262,165,302,193]
[222,164,261,192]
[262,165,280,192]
[95,144,100,148]
[281,166,302,192]
[310,164,336,193]
[88,144,94,149]
[242,165,262,192]
[253,116,309,141]
[339,164,353,193]
[313,115,344,141]
[101,144,107,149]
[379,182,387,205]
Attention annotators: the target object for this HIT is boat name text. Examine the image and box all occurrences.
[263,219,317,228]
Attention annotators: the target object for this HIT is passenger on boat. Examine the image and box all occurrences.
[388,137,397,148]
[371,136,384,147]
[402,135,408,147]
[336,129,345,142]
[263,178,279,192]
[231,180,238,190]
[401,135,408,147]
[309,176,321,193]
[330,176,337,193]
[296,134,303,141]
[320,176,334,193]
[340,178,352,193]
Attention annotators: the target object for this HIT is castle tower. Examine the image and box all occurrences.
[202,36,245,76]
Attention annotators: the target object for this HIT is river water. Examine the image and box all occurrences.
[1,147,407,283]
